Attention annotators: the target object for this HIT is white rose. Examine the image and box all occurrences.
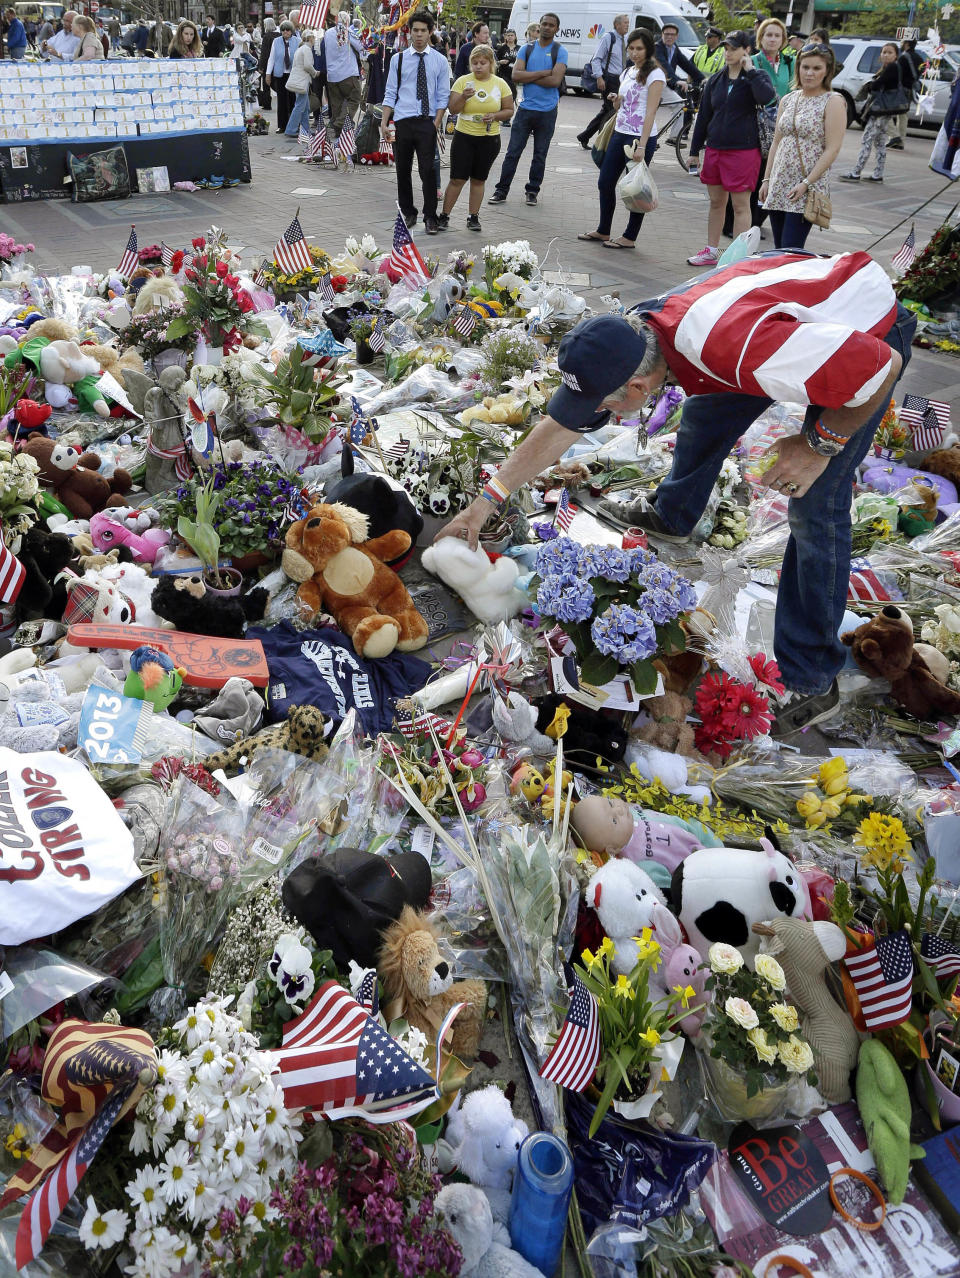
[770,1003,799,1033]
[754,954,787,992]
[747,1026,778,1065]
[724,997,759,1031]
[779,1035,815,1074]
[709,943,744,975]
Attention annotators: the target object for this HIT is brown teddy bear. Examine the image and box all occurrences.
[20,435,131,520]
[841,604,960,720]
[283,502,428,660]
[377,906,487,1061]
[923,444,960,490]
[634,690,699,755]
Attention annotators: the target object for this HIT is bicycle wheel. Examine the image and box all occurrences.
[674,119,693,172]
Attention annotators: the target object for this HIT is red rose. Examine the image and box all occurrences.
[224,273,239,289]
[185,267,198,282]
[170,250,185,274]
[237,291,255,313]
[194,254,208,272]
[331,275,348,292]
[192,236,206,250]
[215,260,229,279]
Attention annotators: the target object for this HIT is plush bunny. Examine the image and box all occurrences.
[435,1183,544,1278]
[421,538,528,625]
[443,1086,529,1193]
[648,903,709,1037]
[492,691,554,755]
[587,858,667,976]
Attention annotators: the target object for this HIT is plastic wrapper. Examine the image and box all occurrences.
[365,365,473,415]
[616,157,659,213]
[0,1215,78,1278]
[585,1212,723,1278]
[924,791,960,884]
[430,864,506,983]
[113,781,166,864]
[0,948,104,1044]
[0,1074,56,1182]
[86,715,219,796]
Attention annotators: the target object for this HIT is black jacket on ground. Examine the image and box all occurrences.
[654,39,704,90]
[690,65,776,154]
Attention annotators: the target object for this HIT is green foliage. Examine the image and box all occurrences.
[246,344,345,442]
[841,2,960,41]
[177,475,222,577]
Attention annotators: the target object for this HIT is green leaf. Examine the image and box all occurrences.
[629,659,659,695]
[165,315,194,341]
[580,650,619,687]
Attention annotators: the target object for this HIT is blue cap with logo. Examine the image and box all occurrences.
[546,315,648,433]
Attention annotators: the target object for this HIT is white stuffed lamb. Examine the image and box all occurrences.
[443,1086,528,1193]
[420,539,527,624]
[435,1184,544,1278]
[587,857,667,976]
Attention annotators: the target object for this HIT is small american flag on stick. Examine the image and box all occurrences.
[386,209,430,287]
[0,521,25,605]
[116,225,138,280]
[452,304,477,338]
[555,487,576,532]
[368,314,388,353]
[295,0,331,28]
[891,224,916,273]
[843,929,915,1031]
[308,123,328,159]
[160,241,174,267]
[339,119,356,163]
[539,965,600,1092]
[316,273,335,304]
[273,211,313,276]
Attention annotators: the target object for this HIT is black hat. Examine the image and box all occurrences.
[706,25,723,38]
[723,29,751,48]
[546,315,648,432]
[282,847,432,969]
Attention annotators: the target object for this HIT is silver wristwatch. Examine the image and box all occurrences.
[802,422,846,457]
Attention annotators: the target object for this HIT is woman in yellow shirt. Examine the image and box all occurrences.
[439,44,514,231]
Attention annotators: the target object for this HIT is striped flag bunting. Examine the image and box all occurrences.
[0,521,25,605]
[891,224,916,273]
[295,0,331,28]
[367,314,388,353]
[273,212,313,276]
[338,119,356,163]
[847,556,903,604]
[538,965,600,1092]
[555,487,576,532]
[395,707,453,738]
[386,209,430,288]
[452,304,477,338]
[921,932,960,979]
[843,929,915,1031]
[116,225,138,280]
[160,241,174,267]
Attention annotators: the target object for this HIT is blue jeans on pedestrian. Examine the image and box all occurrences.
[768,210,812,251]
[9,46,25,59]
[597,131,657,242]
[493,104,557,197]
[285,92,310,137]
[652,303,916,693]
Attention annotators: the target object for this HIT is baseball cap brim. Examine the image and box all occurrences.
[546,314,649,432]
[546,383,612,434]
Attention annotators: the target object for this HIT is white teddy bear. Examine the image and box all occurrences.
[443,1086,529,1193]
[587,857,667,976]
[435,1184,543,1278]
[420,539,528,625]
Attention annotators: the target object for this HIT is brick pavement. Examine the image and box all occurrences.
[4,93,958,404]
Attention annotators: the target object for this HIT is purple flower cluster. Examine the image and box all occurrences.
[170,460,306,557]
[591,603,658,662]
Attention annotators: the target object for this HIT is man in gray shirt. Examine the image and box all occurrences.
[323,15,364,142]
[577,13,628,148]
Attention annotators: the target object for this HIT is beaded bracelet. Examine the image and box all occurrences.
[814,418,848,445]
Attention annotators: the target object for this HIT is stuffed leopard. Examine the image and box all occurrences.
[203,704,329,776]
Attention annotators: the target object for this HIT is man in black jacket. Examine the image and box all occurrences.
[201,15,225,57]
[890,37,925,149]
[655,22,703,94]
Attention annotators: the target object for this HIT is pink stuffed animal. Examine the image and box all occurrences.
[89,510,171,564]
[649,903,709,1038]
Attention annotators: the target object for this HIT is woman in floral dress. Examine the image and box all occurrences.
[759,44,846,250]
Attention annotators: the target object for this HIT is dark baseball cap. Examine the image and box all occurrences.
[282,847,432,968]
[546,315,648,433]
[706,25,723,38]
[723,29,751,48]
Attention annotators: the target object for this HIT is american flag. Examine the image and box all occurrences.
[308,122,328,159]
[848,557,901,604]
[387,209,430,288]
[901,395,950,452]
[452,304,477,338]
[273,213,313,276]
[316,272,335,304]
[116,225,138,280]
[273,980,442,1122]
[892,225,916,273]
[383,438,412,466]
[435,123,446,156]
[160,241,174,267]
[911,407,945,452]
[0,521,25,605]
[539,965,600,1092]
[299,121,312,147]
[555,488,576,532]
[253,262,269,289]
[339,119,356,163]
[843,929,915,1031]
[349,395,374,444]
[379,135,394,159]
[368,314,388,353]
[395,708,452,738]
[921,932,960,980]
[356,968,380,1015]
[295,0,330,29]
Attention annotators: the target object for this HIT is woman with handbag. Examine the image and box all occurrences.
[283,30,318,139]
[841,43,902,182]
[576,28,665,250]
[760,45,845,249]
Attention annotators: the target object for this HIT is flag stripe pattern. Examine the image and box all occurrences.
[296,0,330,29]
[273,214,313,276]
[452,305,477,338]
[843,929,914,1030]
[892,226,916,273]
[387,210,430,288]
[901,395,951,452]
[0,522,25,605]
[368,315,388,352]
[117,226,138,280]
[274,980,439,1123]
[339,120,356,162]
[556,488,576,532]
[921,932,960,979]
[847,556,903,605]
[308,123,328,159]
[539,966,600,1092]
[160,241,174,267]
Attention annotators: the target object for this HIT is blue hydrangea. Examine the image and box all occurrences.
[590,604,657,663]
[627,547,656,572]
[579,545,633,583]
[538,573,595,623]
[535,537,583,577]
[670,577,698,613]
[640,585,685,625]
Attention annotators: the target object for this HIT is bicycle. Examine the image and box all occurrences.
[657,82,702,173]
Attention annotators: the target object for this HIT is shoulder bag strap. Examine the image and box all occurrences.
[603,31,614,75]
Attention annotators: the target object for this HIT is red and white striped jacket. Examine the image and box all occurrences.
[641,251,898,409]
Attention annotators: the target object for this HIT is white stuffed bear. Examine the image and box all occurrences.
[443,1086,529,1195]
[435,1184,543,1278]
[420,539,528,625]
[39,341,110,417]
[587,857,667,976]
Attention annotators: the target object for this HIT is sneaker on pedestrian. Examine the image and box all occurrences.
[424,216,440,235]
[840,172,860,182]
[403,211,418,228]
[525,191,538,206]
[466,213,481,231]
[771,680,840,738]
[436,213,449,229]
[488,192,506,204]
[597,495,691,541]
[867,174,883,182]
[887,138,904,149]
[687,246,719,266]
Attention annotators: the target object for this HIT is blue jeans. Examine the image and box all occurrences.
[9,46,25,59]
[285,91,311,136]
[769,210,812,251]
[653,303,916,693]
[493,104,557,196]
[597,131,657,242]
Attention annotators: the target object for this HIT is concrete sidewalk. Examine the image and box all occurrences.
[4,92,956,401]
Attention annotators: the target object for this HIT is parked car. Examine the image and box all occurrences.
[831,34,958,128]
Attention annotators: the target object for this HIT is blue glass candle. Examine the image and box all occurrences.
[509,1131,574,1276]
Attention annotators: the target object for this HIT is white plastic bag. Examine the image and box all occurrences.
[616,154,659,213]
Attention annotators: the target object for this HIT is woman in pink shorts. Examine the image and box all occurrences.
[685,30,776,266]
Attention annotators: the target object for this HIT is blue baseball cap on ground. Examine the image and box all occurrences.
[546,315,649,433]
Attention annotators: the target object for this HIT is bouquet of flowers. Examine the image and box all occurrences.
[119,304,195,362]
[255,244,333,295]
[79,996,300,1278]
[245,111,269,135]
[0,232,34,267]
[533,538,696,694]
[693,655,785,759]
[0,439,41,540]
[576,933,693,1137]
[137,244,163,265]
[160,459,306,561]
[379,426,482,518]
[481,239,538,304]
[922,602,960,660]
[895,219,960,303]
[873,399,911,456]
[342,234,381,273]
[795,756,871,832]
[703,942,817,1100]
[166,237,261,351]
[475,326,542,392]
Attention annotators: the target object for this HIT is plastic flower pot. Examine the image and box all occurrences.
[918,1030,960,1125]
[203,567,243,598]
[699,1050,790,1124]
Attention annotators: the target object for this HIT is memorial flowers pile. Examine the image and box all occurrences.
[693,655,785,759]
[0,232,34,267]
[167,237,261,352]
[161,460,306,561]
[532,538,696,692]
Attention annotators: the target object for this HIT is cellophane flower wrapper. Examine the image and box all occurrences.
[0,948,105,1045]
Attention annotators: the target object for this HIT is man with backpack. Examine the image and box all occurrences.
[488,12,568,207]
[576,14,629,149]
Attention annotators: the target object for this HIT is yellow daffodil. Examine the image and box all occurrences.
[598,936,615,960]
[673,984,696,1008]
[639,1028,661,1048]
[581,948,600,971]
[613,974,632,999]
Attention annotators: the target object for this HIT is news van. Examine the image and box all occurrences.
[506,0,707,90]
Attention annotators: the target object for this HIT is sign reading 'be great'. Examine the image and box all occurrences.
[0,748,140,946]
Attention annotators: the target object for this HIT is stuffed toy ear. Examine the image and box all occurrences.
[285,518,306,551]
[860,637,882,663]
[840,630,857,648]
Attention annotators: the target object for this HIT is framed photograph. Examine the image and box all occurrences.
[136,165,170,193]
[10,147,27,170]
[936,1047,959,1093]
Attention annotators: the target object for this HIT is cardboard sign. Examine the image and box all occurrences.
[0,749,140,946]
[728,1121,831,1236]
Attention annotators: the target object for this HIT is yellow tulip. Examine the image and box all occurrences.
[806,811,827,828]
[822,775,849,797]
[817,757,848,787]
[796,793,822,818]
[820,798,842,820]
[843,792,872,808]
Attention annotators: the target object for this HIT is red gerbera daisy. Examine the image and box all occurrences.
[748,653,786,696]
[694,670,740,727]
[725,683,773,739]
[694,724,735,759]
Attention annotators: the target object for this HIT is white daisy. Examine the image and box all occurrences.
[79,1195,128,1250]
[170,1232,199,1269]
[154,1085,185,1126]
[129,1119,151,1157]
[125,1166,165,1225]
[155,1048,189,1092]
[124,1226,179,1278]
[189,1042,226,1086]
[159,1140,199,1205]
[183,1105,217,1144]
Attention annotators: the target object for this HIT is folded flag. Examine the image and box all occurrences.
[848,557,904,605]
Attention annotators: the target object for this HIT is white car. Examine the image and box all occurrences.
[830,34,957,128]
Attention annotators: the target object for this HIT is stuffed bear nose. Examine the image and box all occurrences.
[435,961,449,981]
[306,518,322,529]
